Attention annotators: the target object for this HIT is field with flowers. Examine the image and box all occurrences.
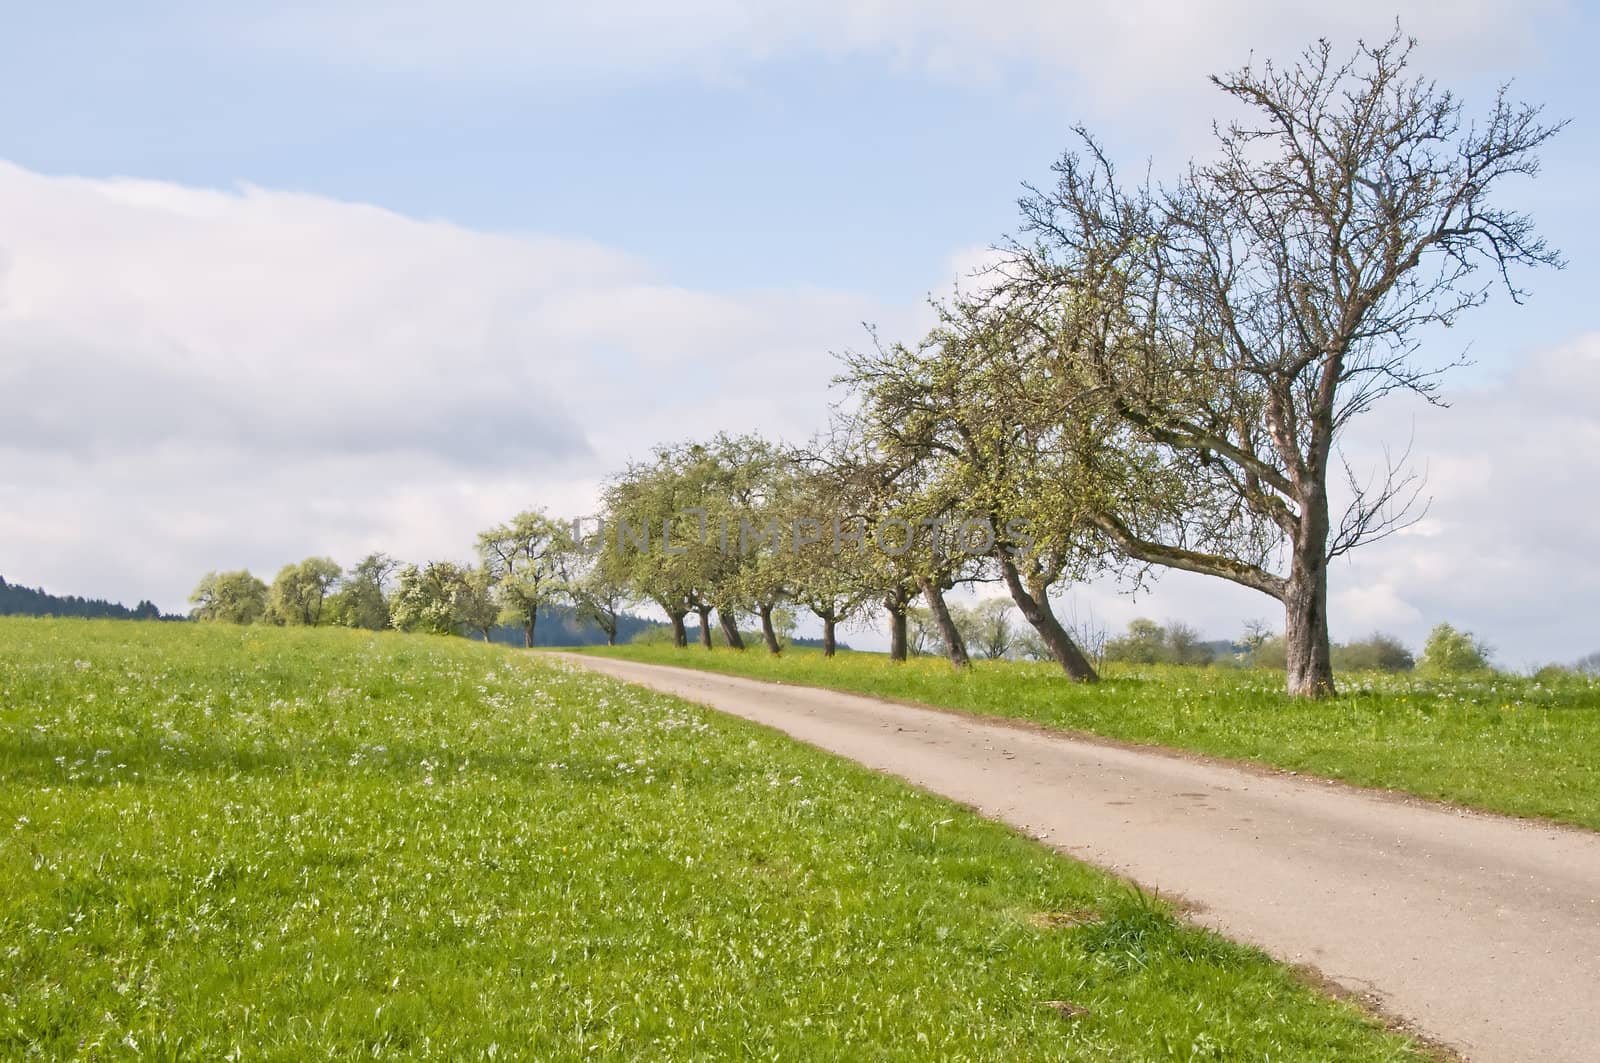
[0,618,1426,1060]
[583,644,1600,831]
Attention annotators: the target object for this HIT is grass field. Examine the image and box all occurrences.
[579,644,1600,832]
[0,619,1425,1060]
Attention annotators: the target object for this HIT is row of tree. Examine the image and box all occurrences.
[590,31,1560,697]
[731,30,1558,698]
[1101,618,1476,676]
[187,527,637,646]
[191,32,1563,699]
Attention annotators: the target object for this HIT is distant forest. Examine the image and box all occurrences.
[482,605,662,648]
[0,576,182,621]
[1,574,846,650]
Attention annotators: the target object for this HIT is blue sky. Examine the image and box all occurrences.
[7,2,1589,313]
[2,2,1596,662]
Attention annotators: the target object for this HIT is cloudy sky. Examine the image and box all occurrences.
[1,1,1595,665]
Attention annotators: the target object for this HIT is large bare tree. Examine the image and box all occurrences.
[1016,31,1562,696]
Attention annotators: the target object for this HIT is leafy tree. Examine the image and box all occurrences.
[1103,619,1214,666]
[390,562,476,636]
[963,598,1017,660]
[1014,628,1050,662]
[327,552,397,630]
[691,434,794,652]
[804,435,921,662]
[189,570,268,624]
[840,304,1111,680]
[603,434,797,653]
[1333,633,1415,673]
[566,542,634,647]
[459,567,501,642]
[769,605,799,648]
[780,460,875,658]
[1239,620,1273,660]
[1014,31,1562,696]
[604,444,718,649]
[737,451,808,657]
[1105,619,1167,665]
[1163,622,1214,666]
[1248,635,1289,671]
[477,510,575,648]
[1419,623,1492,675]
[905,606,942,657]
[265,557,341,626]
[827,421,981,669]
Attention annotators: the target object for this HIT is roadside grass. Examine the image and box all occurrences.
[578,643,1600,832]
[0,618,1424,1060]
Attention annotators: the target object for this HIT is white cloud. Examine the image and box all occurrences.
[2,160,1593,668]
[246,0,1561,106]
[0,161,912,612]
[1325,335,1600,666]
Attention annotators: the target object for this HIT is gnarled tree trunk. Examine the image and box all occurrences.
[669,610,688,649]
[695,605,713,649]
[717,608,746,650]
[886,598,909,662]
[821,615,837,657]
[997,554,1097,682]
[758,604,781,654]
[920,580,970,668]
[1285,485,1335,697]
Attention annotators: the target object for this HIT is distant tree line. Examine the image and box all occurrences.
[892,605,1537,678]
[0,576,179,622]
[187,549,660,647]
[1097,619,1462,675]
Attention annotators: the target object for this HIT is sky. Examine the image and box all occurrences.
[1,1,1596,666]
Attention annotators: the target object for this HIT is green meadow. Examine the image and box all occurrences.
[0,618,1423,1060]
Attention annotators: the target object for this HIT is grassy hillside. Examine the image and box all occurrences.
[0,619,1420,1060]
[580,644,1600,831]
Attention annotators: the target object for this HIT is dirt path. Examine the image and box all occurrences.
[556,654,1600,1062]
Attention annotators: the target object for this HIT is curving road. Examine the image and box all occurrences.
[556,653,1600,1063]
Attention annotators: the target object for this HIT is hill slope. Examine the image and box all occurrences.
[0,618,1421,1059]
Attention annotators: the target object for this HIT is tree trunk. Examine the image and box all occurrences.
[669,611,688,649]
[997,554,1097,682]
[821,615,837,657]
[758,605,781,654]
[921,581,970,668]
[887,601,908,662]
[717,609,746,650]
[695,605,713,649]
[1284,496,1335,696]
[524,608,536,649]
